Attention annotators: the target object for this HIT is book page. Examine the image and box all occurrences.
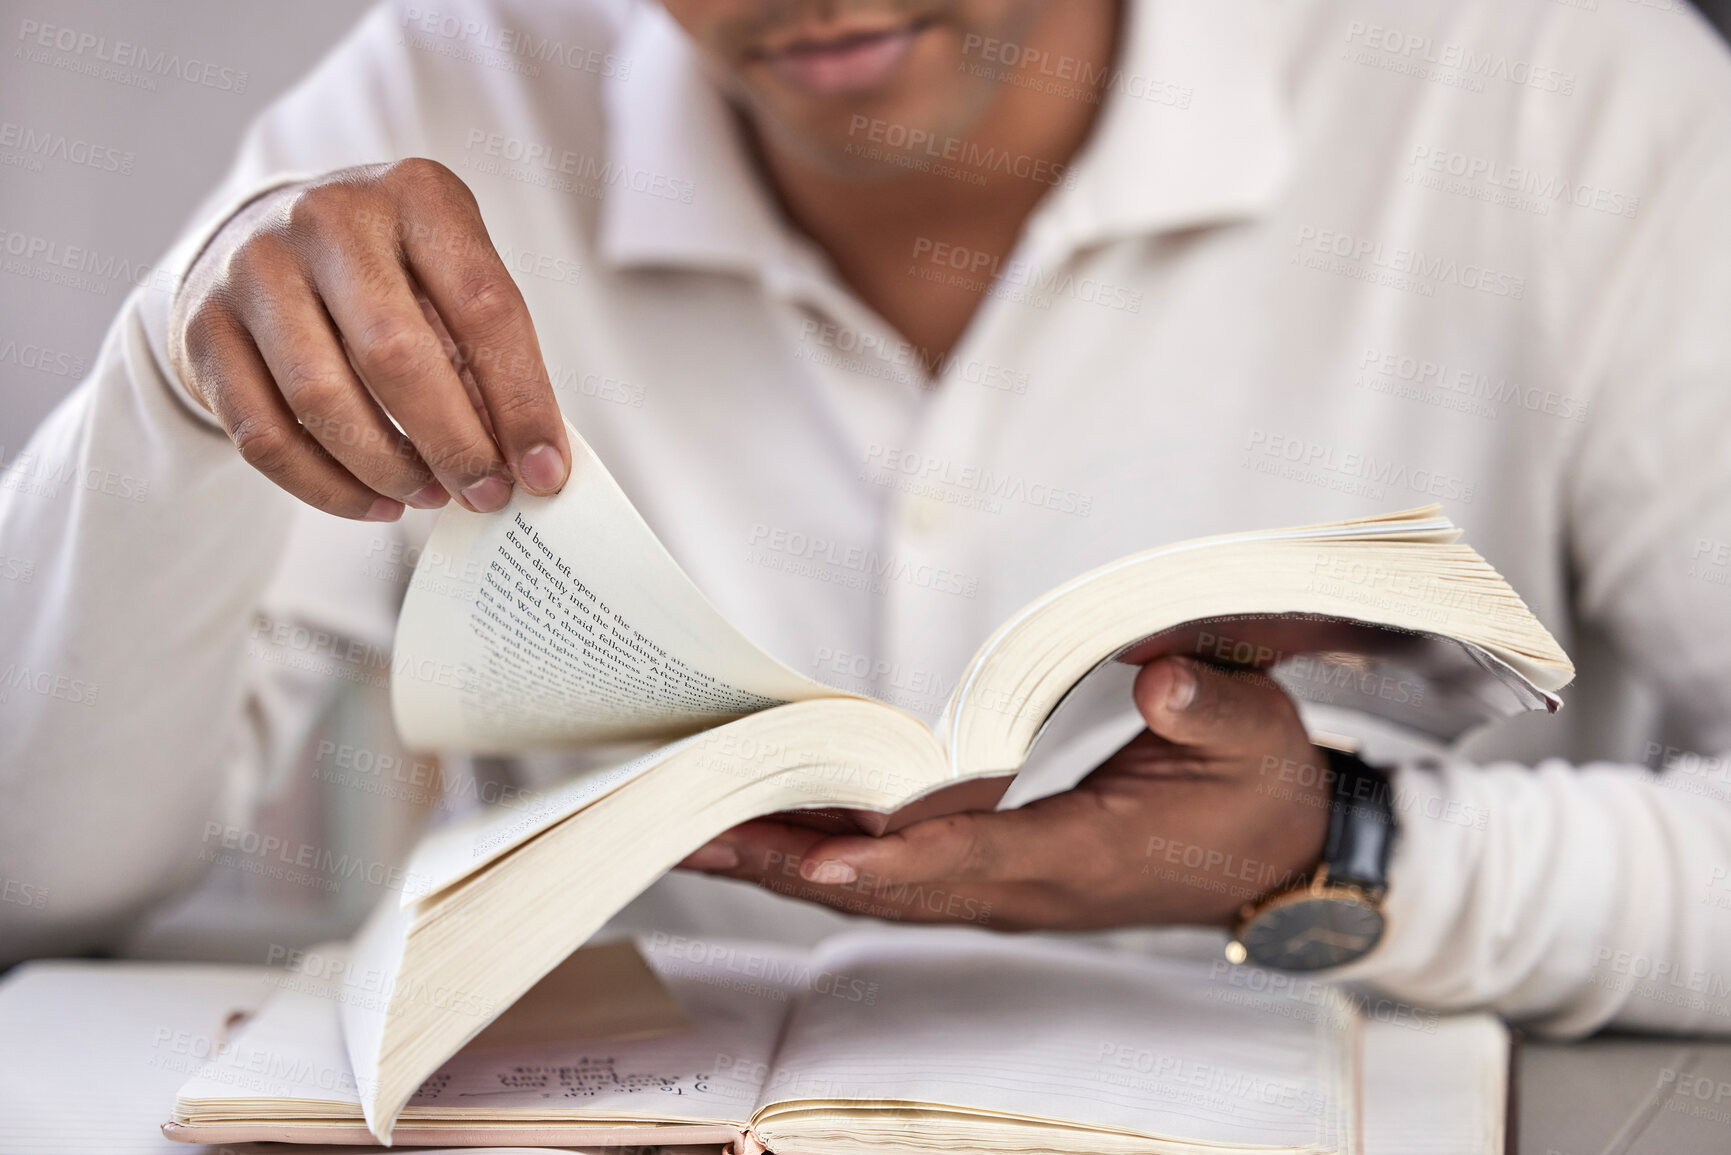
[400,690,946,907]
[342,895,411,1139]
[754,928,1355,1150]
[937,506,1571,776]
[392,420,844,752]
[995,659,1145,809]
[398,736,699,903]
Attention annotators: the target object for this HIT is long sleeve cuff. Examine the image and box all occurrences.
[1334,755,1731,1037]
[137,171,325,433]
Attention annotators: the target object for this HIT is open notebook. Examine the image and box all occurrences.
[165,928,1510,1154]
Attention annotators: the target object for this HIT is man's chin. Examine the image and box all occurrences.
[730,38,1001,185]
[750,105,958,185]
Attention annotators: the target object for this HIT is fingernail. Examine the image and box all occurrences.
[518,443,568,494]
[685,841,738,870]
[460,476,511,513]
[802,859,858,885]
[1166,658,1197,711]
[363,496,404,522]
[405,480,449,509]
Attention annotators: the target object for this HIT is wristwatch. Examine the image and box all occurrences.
[1226,744,1397,972]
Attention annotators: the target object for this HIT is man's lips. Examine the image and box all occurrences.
[759,22,931,96]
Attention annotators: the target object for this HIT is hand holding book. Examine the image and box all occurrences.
[677,653,1332,930]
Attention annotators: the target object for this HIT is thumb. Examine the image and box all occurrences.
[1132,656,1299,753]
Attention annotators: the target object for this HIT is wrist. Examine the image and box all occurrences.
[167,177,313,412]
[1256,741,1337,890]
[1227,745,1398,971]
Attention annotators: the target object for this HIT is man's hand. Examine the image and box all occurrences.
[169,159,570,522]
[678,657,1333,930]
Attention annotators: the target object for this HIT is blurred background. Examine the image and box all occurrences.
[3,0,1729,453]
[0,0,374,449]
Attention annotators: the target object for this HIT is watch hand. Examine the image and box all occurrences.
[1280,926,1373,953]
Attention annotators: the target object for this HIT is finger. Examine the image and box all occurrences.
[1133,655,1300,754]
[681,820,1009,925]
[303,215,513,513]
[395,167,570,495]
[804,793,1112,888]
[677,819,828,877]
[413,292,496,441]
[322,256,511,512]
[189,310,402,521]
[235,259,447,508]
[680,820,891,892]
[792,817,1002,886]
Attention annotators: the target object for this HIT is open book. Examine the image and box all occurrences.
[340,422,1570,1139]
[166,928,1513,1154]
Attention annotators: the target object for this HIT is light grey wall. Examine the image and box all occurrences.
[0,0,375,451]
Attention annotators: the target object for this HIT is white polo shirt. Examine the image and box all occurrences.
[4,0,1731,1037]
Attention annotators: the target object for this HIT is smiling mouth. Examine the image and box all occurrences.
[757,19,936,97]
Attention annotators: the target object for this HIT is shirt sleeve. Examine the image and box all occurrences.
[1339,113,1731,1038]
[0,2,421,964]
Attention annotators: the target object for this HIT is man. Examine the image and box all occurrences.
[2,0,1730,1038]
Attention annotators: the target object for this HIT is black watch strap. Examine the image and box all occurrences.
[1319,746,1396,894]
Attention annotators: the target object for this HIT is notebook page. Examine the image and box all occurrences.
[756,928,1355,1149]
[419,958,785,1123]
[1361,1013,1507,1154]
[0,961,275,1154]
[175,975,368,1108]
[186,939,807,1126]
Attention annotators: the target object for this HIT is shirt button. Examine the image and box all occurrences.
[904,495,947,536]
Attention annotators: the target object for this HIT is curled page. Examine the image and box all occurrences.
[391,421,843,753]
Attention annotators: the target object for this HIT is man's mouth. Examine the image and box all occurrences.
[758,20,934,97]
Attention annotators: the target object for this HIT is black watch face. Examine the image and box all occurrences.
[1241,894,1385,972]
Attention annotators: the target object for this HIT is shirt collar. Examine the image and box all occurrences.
[597,2,801,278]
[597,0,1292,277]
[1034,0,1293,255]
